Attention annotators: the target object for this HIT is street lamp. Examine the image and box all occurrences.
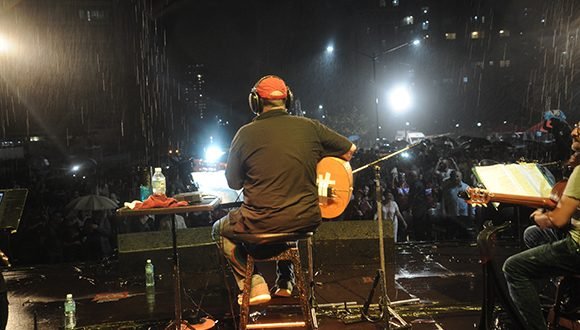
[0,35,12,53]
[357,39,421,143]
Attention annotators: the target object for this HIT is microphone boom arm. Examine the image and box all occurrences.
[352,141,424,175]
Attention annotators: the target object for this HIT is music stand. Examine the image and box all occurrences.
[117,197,220,330]
[0,189,28,232]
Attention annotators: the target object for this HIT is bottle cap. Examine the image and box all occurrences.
[66,294,72,299]
[154,167,162,172]
[146,259,151,263]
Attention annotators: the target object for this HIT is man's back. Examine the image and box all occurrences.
[226,110,351,233]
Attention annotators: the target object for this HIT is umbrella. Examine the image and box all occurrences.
[66,194,119,211]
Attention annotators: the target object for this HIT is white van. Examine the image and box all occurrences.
[395,130,426,144]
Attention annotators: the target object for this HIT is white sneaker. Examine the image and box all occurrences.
[273,281,293,297]
[237,274,271,305]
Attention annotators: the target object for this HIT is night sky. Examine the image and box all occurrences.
[0,0,577,161]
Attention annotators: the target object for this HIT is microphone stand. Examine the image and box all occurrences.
[359,165,413,329]
[353,140,425,175]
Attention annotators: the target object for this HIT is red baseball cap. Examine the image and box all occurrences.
[255,76,288,100]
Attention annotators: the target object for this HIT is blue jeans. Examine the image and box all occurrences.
[211,214,294,290]
[503,235,580,330]
[522,225,565,249]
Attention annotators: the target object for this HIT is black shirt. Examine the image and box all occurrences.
[226,110,352,234]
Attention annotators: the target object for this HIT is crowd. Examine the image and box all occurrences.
[1,127,569,266]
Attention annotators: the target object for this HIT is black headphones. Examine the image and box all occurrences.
[248,75,294,114]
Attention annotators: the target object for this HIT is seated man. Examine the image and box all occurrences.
[212,75,355,305]
[503,122,580,330]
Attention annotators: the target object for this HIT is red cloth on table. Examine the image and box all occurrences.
[133,194,188,209]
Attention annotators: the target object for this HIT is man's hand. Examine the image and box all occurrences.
[341,144,357,161]
[0,250,10,267]
[531,209,552,229]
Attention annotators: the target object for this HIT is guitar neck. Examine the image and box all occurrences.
[487,192,557,209]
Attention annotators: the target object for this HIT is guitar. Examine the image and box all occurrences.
[316,142,427,218]
[317,157,353,219]
[463,180,566,209]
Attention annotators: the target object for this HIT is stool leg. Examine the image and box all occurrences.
[292,249,313,329]
[307,237,318,329]
[240,255,254,330]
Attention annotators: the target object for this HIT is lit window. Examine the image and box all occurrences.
[463,76,468,83]
[499,29,510,37]
[499,60,511,68]
[421,21,429,30]
[471,31,481,39]
[489,60,494,66]
[78,9,107,22]
[402,16,414,26]
[445,32,456,40]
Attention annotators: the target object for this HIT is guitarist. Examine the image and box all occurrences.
[502,122,580,330]
[212,75,356,305]
[521,152,579,249]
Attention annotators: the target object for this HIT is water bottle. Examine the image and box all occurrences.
[139,166,153,201]
[145,259,155,287]
[146,285,156,314]
[151,167,166,196]
[64,293,76,329]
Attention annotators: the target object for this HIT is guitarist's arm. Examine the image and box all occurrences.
[340,144,357,161]
[531,194,579,229]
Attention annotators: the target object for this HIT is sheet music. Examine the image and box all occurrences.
[191,170,243,204]
[473,163,554,198]
[0,189,28,230]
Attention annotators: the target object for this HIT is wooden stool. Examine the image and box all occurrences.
[233,232,315,330]
[547,274,580,330]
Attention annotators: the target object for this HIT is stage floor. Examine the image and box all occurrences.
[4,240,519,329]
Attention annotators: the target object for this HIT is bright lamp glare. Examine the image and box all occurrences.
[204,146,225,163]
[0,36,11,53]
[71,165,81,172]
[412,39,421,46]
[388,86,413,113]
[326,45,334,53]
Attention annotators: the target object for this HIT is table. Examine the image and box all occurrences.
[117,197,220,330]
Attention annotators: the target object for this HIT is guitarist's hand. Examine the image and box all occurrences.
[531,209,552,229]
[0,250,10,267]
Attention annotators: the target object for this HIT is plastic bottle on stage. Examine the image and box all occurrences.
[145,259,155,287]
[64,293,76,329]
[151,167,166,196]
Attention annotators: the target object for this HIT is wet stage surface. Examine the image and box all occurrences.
[4,239,519,329]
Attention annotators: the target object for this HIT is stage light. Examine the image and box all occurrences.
[388,85,413,113]
[204,146,225,163]
[0,35,12,53]
[326,44,334,54]
[71,165,81,172]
